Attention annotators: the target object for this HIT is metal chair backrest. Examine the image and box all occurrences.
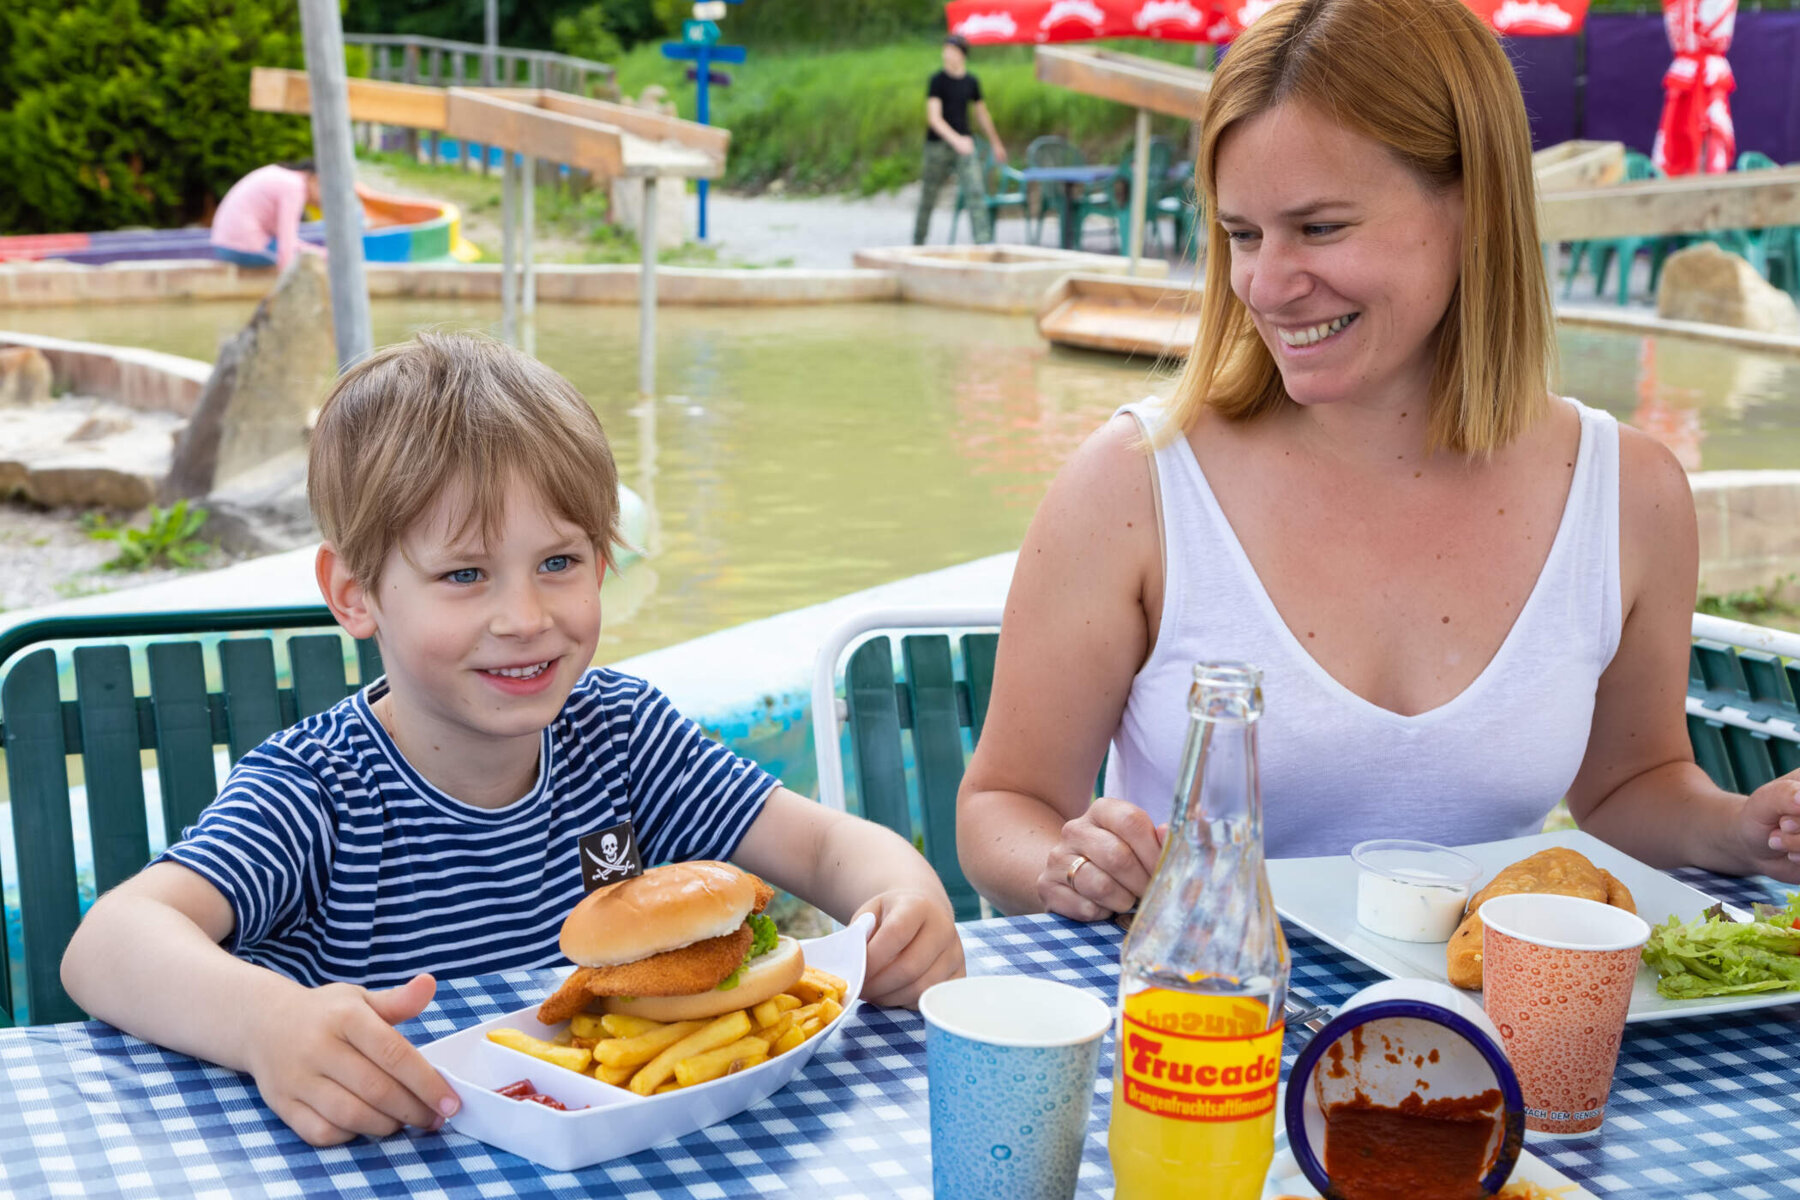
[813,608,1001,922]
[1624,150,1659,182]
[1737,151,1780,172]
[0,608,379,1026]
[1027,135,1080,169]
[1686,614,1800,793]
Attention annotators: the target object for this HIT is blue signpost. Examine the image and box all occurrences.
[661,4,746,241]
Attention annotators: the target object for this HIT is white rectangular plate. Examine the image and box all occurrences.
[1264,1144,1595,1198]
[1267,828,1799,1023]
[418,913,871,1172]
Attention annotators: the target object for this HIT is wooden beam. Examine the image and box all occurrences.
[1035,46,1210,121]
[535,93,730,162]
[1539,168,1800,241]
[1532,140,1625,192]
[250,67,448,131]
[445,87,623,177]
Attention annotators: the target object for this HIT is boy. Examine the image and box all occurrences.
[61,332,964,1147]
[912,33,1008,245]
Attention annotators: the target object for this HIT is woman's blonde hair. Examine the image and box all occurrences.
[1167,0,1553,455]
[308,331,621,589]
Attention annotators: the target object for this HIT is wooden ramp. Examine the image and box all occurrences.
[249,68,724,180]
[1037,273,1200,359]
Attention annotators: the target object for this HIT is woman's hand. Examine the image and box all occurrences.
[1732,770,1800,883]
[1037,798,1165,921]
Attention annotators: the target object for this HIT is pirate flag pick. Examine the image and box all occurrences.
[578,820,643,891]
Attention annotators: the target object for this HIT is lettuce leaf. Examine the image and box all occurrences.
[716,913,781,991]
[1643,892,1800,999]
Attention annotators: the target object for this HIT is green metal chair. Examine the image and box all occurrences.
[951,137,1027,246]
[1737,150,1800,298]
[1109,136,1175,256]
[812,608,1003,922]
[0,607,380,1026]
[1686,614,1800,794]
[1024,134,1082,247]
[1565,151,1682,305]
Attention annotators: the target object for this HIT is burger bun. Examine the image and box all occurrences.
[600,936,805,1022]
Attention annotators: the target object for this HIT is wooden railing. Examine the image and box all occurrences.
[345,34,617,171]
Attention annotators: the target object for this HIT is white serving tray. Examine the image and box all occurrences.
[1263,1144,1595,1198]
[1267,829,1798,1024]
[420,913,872,1171]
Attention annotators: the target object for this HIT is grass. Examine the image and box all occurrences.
[609,38,1198,195]
[1697,575,1800,633]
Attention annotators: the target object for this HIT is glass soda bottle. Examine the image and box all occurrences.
[1109,662,1291,1199]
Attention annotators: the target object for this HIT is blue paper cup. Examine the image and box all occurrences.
[920,975,1112,1200]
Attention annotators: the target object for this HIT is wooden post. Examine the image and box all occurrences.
[402,43,421,161]
[1128,108,1150,274]
[522,154,536,319]
[426,49,442,165]
[482,11,497,177]
[639,176,658,397]
[297,0,372,370]
[501,151,518,345]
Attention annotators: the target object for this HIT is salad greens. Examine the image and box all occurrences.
[716,913,781,991]
[1643,893,1800,999]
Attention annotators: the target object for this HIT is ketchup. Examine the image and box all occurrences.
[494,1078,583,1112]
[1322,1090,1501,1200]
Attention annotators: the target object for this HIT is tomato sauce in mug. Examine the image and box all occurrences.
[1321,1090,1502,1200]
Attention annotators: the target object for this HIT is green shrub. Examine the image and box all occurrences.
[613,39,1196,194]
[84,500,214,572]
[0,0,312,235]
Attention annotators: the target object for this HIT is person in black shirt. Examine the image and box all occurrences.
[913,34,1008,245]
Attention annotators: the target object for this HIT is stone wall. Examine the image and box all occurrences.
[0,330,209,417]
[1691,470,1800,596]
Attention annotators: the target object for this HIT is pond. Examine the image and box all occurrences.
[6,299,1798,662]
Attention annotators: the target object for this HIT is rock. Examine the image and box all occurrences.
[610,176,688,250]
[1656,242,1800,335]
[163,254,336,500]
[0,396,181,508]
[0,346,52,406]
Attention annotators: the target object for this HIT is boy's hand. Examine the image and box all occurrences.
[241,973,461,1147]
[854,889,965,1008]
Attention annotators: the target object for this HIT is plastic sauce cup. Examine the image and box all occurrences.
[1351,840,1481,943]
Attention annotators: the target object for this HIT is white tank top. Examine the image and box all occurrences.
[1104,398,1623,858]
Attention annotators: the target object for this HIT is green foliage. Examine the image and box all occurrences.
[721,0,945,48]
[0,0,312,235]
[83,501,213,572]
[612,39,1194,194]
[1697,575,1800,626]
[553,5,625,67]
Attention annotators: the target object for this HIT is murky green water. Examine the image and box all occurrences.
[7,300,1797,660]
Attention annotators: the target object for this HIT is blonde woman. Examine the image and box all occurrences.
[956,0,1800,921]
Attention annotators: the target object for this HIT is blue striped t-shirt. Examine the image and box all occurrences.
[156,669,776,989]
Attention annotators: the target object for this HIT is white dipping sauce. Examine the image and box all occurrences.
[1356,868,1471,942]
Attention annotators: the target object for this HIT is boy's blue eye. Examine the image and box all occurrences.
[542,555,572,574]
[446,568,481,585]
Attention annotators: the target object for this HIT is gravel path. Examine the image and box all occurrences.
[0,500,238,617]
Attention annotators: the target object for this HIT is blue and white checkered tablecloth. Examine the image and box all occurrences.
[0,869,1794,1199]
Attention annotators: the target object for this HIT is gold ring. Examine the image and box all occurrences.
[1066,854,1090,887]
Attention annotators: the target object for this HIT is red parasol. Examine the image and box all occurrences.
[1651,0,1737,176]
[944,0,1589,43]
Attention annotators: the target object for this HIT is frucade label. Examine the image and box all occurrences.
[1120,991,1284,1122]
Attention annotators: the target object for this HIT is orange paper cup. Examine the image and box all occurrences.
[1478,893,1650,1137]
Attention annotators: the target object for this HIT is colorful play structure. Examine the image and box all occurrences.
[0,183,479,267]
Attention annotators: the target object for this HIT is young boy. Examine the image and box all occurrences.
[61,332,964,1148]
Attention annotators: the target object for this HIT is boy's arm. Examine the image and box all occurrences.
[62,862,460,1146]
[731,787,965,1007]
[926,97,970,152]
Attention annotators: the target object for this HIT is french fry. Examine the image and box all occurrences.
[730,1053,768,1074]
[601,1013,664,1039]
[674,1035,771,1087]
[654,1081,681,1094]
[594,1061,637,1087]
[789,1001,825,1029]
[630,1011,754,1095]
[751,993,801,1027]
[596,1019,706,1070]
[486,1027,594,1074]
[551,1028,576,1046]
[787,978,830,1005]
[770,1026,806,1056]
[759,1012,796,1044]
[569,1035,598,1050]
[804,966,848,1001]
[813,997,843,1028]
[569,1014,609,1040]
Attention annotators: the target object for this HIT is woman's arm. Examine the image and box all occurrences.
[957,415,1164,917]
[1566,427,1800,880]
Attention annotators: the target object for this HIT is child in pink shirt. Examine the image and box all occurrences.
[210,161,324,270]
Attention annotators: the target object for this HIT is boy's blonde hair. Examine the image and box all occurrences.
[1168,0,1553,455]
[308,331,621,588]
